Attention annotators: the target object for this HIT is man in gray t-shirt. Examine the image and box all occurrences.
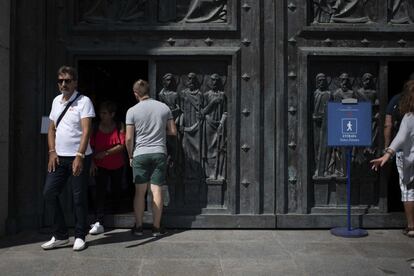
[125,79,177,236]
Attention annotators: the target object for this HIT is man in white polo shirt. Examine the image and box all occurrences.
[41,66,95,251]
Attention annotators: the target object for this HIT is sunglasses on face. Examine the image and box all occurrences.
[57,78,73,85]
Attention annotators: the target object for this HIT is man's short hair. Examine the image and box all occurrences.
[133,79,150,97]
[57,65,78,81]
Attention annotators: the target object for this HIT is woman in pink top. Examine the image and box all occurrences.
[89,101,126,235]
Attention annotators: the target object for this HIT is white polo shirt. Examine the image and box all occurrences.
[49,91,95,156]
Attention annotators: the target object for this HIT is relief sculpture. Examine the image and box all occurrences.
[181,0,227,23]
[330,73,361,177]
[179,73,204,180]
[312,0,340,23]
[159,73,181,119]
[82,0,146,23]
[312,73,332,177]
[390,0,414,24]
[349,73,379,165]
[312,69,379,207]
[333,73,363,101]
[352,72,379,205]
[158,0,227,23]
[331,0,373,23]
[202,74,227,181]
[357,73,379,157]
[312,0,374,23]
[159,73,182,179]
[159,69,228,207]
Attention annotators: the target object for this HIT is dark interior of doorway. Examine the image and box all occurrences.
[78,60,148,122]
[387,61,414,211]
[78,59,149,215]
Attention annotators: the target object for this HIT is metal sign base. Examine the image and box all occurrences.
[329,147,368,238]
[330,227,368,238]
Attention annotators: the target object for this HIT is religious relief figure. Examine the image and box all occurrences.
[329,72,362,177]
[390,0,414,24]
[158,0,227,23]
[159,73,182,179]
[182,0,227,23]
[179,73,204,180]
[201,74,227,181]
[312,0,339,23]
[357,73,379,158]
[330,0,373,23]
[82,0,147,24]
[333,73,364,101]
[312,73,332,177]
[159,73,181,119]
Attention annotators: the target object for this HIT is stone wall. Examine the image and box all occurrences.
[0,0,10,236]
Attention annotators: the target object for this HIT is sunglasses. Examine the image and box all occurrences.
[57,79,73,85]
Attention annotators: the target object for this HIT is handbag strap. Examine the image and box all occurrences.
[56,93,81,128]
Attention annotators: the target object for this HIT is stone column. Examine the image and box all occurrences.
[0,0,10,236]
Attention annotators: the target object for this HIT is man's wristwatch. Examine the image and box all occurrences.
[76,152,85,158]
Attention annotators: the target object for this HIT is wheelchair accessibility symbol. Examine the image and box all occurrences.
[342,118,357,134]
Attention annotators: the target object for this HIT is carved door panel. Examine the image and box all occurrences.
[155,60,230,212]
[42,0,274,228]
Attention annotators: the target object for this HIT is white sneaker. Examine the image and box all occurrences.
[89,222,104,235]
[73,238,86,251]
[41,236,69,250]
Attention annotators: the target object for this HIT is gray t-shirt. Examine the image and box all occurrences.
[126,98,173,156]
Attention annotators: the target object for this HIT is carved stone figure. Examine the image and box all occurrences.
[357,73,379,159]
[358,73,377,103]
[330,73,359,177]
[179,73,204,180]
[82,0,146,23]
[159,73,180,119]
[312,0,340,23]
[313,73,332,177]
[159,73,181,179]
[390,0,414,24]
[330,0,372,23]
[333,73,364,101]
[181,0,227,23]
[202,74,227,181]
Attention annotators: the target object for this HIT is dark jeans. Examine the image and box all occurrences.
[43,155,91,240]
[92,166,123,224]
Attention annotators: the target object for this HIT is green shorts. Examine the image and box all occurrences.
[132,153,167,185]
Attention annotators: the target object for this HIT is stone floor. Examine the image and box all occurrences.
[0,229,413,276]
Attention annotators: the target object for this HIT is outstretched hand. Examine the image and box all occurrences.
[370,155,390,171]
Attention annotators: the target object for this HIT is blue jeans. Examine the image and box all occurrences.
[43,156,91,240]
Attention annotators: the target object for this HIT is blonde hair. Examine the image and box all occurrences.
[133,79,149,97]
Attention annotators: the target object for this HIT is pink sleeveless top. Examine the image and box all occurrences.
[90,128,125,170]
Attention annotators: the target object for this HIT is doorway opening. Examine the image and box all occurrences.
[78,59,149,215]
[387,61,414,211]
[78,59,148,121]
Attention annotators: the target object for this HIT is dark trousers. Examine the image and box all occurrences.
[92,166,123,224]
[43,156,91,240]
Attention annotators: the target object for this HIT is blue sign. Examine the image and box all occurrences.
[327,102,372,147]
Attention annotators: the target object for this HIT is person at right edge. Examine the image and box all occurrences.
[125,79,177,236]
[371,80,414,238]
